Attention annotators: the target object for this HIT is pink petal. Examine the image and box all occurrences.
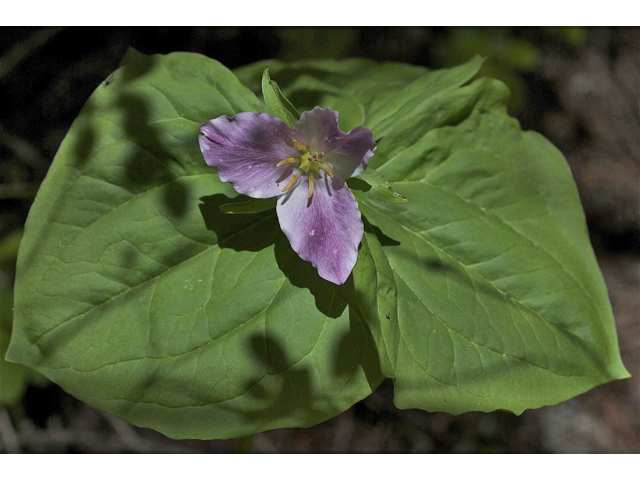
[276,171,364,285]
[199,112,305,198]
[293,107,376,179]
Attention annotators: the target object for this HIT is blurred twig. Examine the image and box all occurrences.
[0,408,20,453]
[8,411,197,453]
[0,28,63,79]
[251,432,279,453]
[331,411,355,452]
[0,124,50,176]
[100,412,193,453]
[0,182,39,199]
[101,412,156,453]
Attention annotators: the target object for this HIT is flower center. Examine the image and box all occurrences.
[277,139,334,198]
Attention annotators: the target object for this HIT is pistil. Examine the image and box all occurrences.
[277,142,331,199]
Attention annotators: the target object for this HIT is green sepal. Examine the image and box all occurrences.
[348,167,407,204]
[262,67,300,127]
[220,197,277,214]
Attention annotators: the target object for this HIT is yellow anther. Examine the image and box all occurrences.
[292,139,307,151]
[276,157,295,167]
[317,152,325,159]
[323,165,334,178]
[282,174,298,193]
[307,176,315,198]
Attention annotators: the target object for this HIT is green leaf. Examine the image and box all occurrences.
[241,59,627,412]
[0,229,23,273]
[261,67,299,127]
[364,55,484,138]
[6,50,382,439]
[236,56,483,139]
[358,77,629,414]
[220,197,276,214]
[235,58,428,132]
[352,230,399,375]
[348,167,407,205]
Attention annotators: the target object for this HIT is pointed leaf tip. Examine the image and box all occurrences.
[348,168,407,204]
[261,67,299,127]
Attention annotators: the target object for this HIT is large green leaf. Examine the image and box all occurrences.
[5,50,382,439]
[354,77,629,414]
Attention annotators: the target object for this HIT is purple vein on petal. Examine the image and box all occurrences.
[276,171,363,285]
[199,112,300,198]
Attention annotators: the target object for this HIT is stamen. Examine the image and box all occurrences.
[282,174,298,193]
[323,165,334,178]
[292,139,307,151]
[276,157,295,167]
[317,152,325,159]
[307,176,315,198]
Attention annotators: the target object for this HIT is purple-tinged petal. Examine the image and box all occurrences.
[323,125,376,179]
[293,107,376,179]
[199,112,302,198]
[293,107,342,151]
[276,171,364,285]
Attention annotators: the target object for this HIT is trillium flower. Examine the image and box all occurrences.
[199,107,376,285]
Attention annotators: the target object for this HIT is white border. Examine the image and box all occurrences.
[3,2,638,27]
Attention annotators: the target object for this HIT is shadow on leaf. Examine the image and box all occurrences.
[198,193,278,252]
[363,218,400,247]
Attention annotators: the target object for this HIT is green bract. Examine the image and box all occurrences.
[6,50,628,439]
[261,67,300,127]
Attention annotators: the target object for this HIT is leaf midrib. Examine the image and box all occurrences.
[359,198,591,347]
[25,192,276,352]
[393,269,591,380]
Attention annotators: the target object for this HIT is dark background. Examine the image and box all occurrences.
[0,27,638,453]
